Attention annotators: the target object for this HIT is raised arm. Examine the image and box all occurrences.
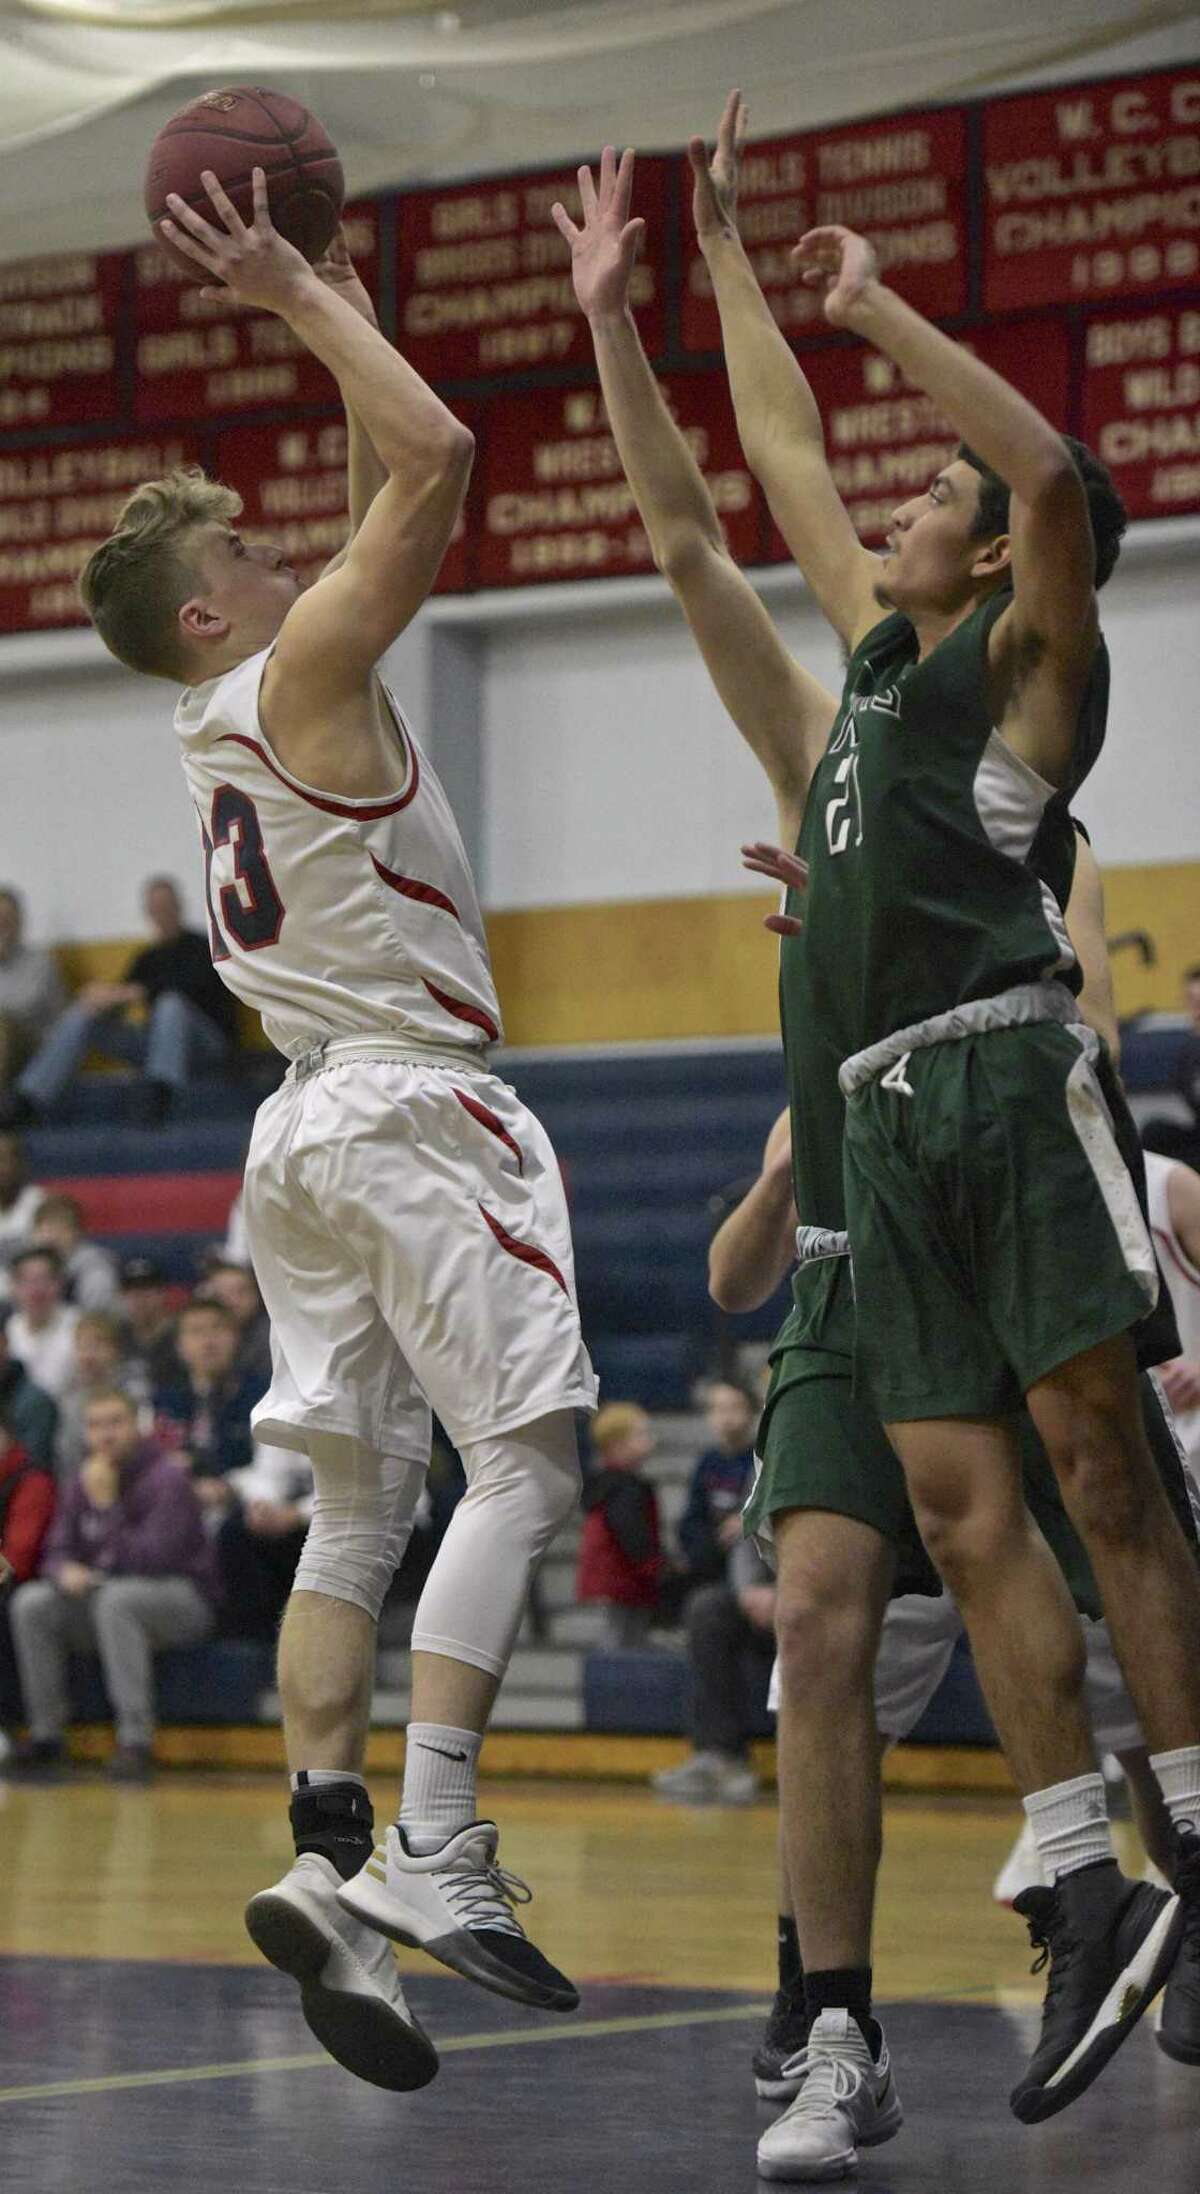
[708,1107,797,1313]
[310,228,389,571]
[554,147,836,842]
[689,92,881,652]
[797,222,1099,784]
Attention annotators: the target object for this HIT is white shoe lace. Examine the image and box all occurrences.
[438,1852,534,1940]
[778,2043,868,2120]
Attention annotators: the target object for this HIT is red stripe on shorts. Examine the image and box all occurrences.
[478,1203,567,1294]
[371,854,461,922]
[423,978,500,1043]
[454,1088,524,1172]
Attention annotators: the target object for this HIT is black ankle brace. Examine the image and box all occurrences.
[290,1778,375,1883]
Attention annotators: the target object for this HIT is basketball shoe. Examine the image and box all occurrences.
[245,1852,438,2092]
[1010,1872,1182,2121]
[753,1989,810,2102]
[1156,1827,1200,2064]
[338,1820,579,2011]
[755,2009,903,2181]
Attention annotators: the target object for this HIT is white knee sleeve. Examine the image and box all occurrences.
[410,1410,582,1678]
[293,1432,427,1622]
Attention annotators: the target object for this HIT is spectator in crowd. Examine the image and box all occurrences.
[7,876,238,1127]
[1144,964,1200,1169]
[0,1316,57,1470]
[154,1298,266,1521]
[672,1380,759,1601]
[5,1389,216,1781]
[576,1403,663,1649]
[216,1442,312,1642]
[31,1193,119,1311]
[119,1256,182,1393]
[0,1405,57,1747]
[56,1311,131,1477]
[652,1537,777,1806]
[6,1247,79,1401]
[198,1259,272,1385]
[0,1131,44,1288]
[0,888,66,1104]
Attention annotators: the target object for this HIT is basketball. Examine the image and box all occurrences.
[144,86,344,279]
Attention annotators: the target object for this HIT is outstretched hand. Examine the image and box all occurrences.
[742,841,809,936]
[160,168,313,315]
[791,224,879,328]
[688,86,747,245]
[552,145,646,322]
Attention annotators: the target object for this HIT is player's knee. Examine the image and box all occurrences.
[909,1495,1003,1601]
[458,1411,582,1556]
[1052,1418,1154,1549]
[775,1575,876,1694]
[297,1436,424,1623]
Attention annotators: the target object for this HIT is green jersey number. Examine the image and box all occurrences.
[824,744,863,857]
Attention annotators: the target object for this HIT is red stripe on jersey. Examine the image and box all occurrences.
[454,1088,523,1172]
[213,729,420,819]
[478,1203,567,1294]
[371,854,461,922]
[1153,1224,1200,1296]
[423,978,500,1043]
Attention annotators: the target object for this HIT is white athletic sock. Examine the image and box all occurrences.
[1149,1744,1200,1838]
[399,1723,483,1853]
[290,1768,369,1793]
[1023,1772,1114,1881]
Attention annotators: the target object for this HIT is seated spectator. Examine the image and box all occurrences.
[153,1298,266,1521]
[671,1381,759,1604]
[9,875,237,1128]
[0,1315,57,1470]
[6,1247,79,1401]
[651,1538,776,1807]
[119,1256,182,1393]
[31,1193,119,1311]
[5,1389,216,1781]
[216,1442,312,1641]
[0,1406,57,1744]
[0,1131,44,1291]
[0,887,66,1104]
[576,1403,663,1650]
[56,1311,132,1477]
[198,1260,272,1385]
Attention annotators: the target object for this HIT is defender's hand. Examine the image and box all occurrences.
[312,226,378,327]
[160,169,315,316]
[552,146,646,324]
[792,224,880,328]
[741,841,810,936]
[688,87,747,246]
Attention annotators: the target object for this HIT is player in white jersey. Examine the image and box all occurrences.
[79,180,596,2094]
[1145,1149,1200,1468]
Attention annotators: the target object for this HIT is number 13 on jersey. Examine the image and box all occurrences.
[200,784,286,961]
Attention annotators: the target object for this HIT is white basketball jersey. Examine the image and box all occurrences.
[1146,1149,1200,1462]
[174,646,503,1061]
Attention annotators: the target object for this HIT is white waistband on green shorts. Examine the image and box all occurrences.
[286,1033,492,1084]
[795,1224,851,1264]
[837,980,1084,1100]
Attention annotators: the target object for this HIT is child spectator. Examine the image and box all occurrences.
[198,1260,272,1385]
[31,1194,119,1311]
[674,1381,759,1596]
[119,1257,182,1393]
[6,1247,79,1401]
[153,1299,267,1522]
[0,1406,57,1747]
[56,1311,132,1477]
[576,1403,663,1650]
[5,1389,216,1781]
[0,1315,57,1470]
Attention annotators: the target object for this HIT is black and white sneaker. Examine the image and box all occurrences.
[753,1989,811,2101]
[338,1820,580,2012]
[1156,1827,1200,2065]
[1010,1876,1182,2122]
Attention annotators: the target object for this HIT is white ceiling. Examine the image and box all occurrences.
[0,0,1196,261]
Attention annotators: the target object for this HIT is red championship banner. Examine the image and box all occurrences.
[0,431,201,632]
[132,203,380,426]
[762,317,1071,553]
[683,106,968,352]
[984,68,1200,312]
[476,373,761,587]
[0,251,123,431]
[1082,303,1200,519]
[395,159,670,381]
[214,417,350,590]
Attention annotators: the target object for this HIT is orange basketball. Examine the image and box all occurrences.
[145,86,343,280]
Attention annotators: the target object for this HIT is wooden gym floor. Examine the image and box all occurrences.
[1,1772,1197,2192]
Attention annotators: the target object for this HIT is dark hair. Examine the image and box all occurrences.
[957,437,1128,590]
[11,1245,63,1279]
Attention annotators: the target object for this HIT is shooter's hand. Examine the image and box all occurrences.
[552,146,646,324]
[688,87,747,247]
[741,841,810,936]
[159,169,315,316]
[312,225,379,327]
[791,224,880,329]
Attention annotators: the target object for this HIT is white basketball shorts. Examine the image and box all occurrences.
[242,1045,597,1460]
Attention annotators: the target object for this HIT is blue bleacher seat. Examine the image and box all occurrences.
[68,1638,275,1725]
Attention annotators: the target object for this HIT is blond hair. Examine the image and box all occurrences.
[591,1403,649,1457]
[79,467,241,680]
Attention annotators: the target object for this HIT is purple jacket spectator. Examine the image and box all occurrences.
[42,1442,219,1604]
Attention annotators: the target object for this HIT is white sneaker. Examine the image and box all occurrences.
[993,1818,1047,1907]
[245,1852,438,2092]
[338,1820,579,2012]
[756,2010,903,2183]
[653,1752,759,1805]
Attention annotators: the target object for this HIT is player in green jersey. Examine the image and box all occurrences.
[692,88,1200,2130]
